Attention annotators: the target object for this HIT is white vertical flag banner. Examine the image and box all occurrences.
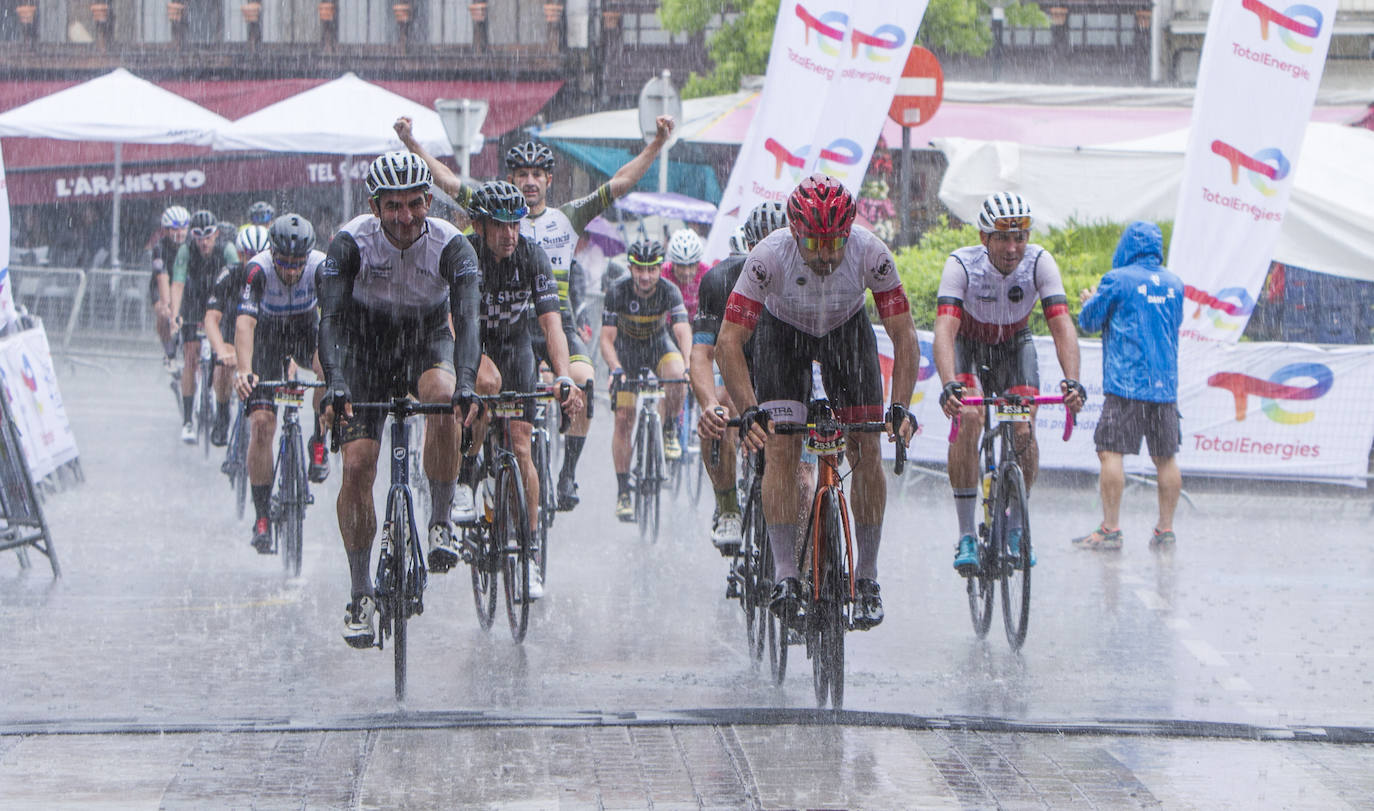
[1170,0,1336,342]
[0,144,16,331]
[704,1,930,262]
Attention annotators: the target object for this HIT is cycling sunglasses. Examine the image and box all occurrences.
[274,255,309,270]
[990,216,1032,232]
[487,206,528,223]
[799,234,848,252]
[190,226,218,238]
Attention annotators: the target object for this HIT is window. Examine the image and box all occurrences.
[1068,12,1138,47]
[622,11,689,46]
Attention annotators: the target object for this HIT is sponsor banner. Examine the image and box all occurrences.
[703,1,930,263]
[876,328,1374,485]
[0,326,78,481]
[1169,0,1336,342]
[0,145,15,330]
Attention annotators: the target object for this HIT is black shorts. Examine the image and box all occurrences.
[179,321,204,344]
[337,318,455,444]
[1094,393,1180,458]
[216,311,236,346]
[246,313,319,414]
[954,329,1040,397]
[613,332,683,409]
[751,307,882,424]
[484,334,537,423]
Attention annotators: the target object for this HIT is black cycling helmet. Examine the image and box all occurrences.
[504,141,555,172]
[468,180,529,223]
[248,200,275,225]
[268,213,316,258]
[188,210,217,234]
[743,201,788,249]
[627,238,665,267]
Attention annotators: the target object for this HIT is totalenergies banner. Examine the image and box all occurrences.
[0,145,16,331]
[0,326,78,481]
[1169,0,1336,342]
[703,1,929,263]
[876,329,1374,486]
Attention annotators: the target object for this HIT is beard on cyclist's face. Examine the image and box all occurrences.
[508,168,550,210]
[476,218,520,259]
[630,262,660,294]
[792,226,848,276]
[981,230,1029,274]
[371,189,431,248]
[192,232,218,255]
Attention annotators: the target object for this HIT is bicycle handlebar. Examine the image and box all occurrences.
[947,394,1075,443]
[724,416,906,475]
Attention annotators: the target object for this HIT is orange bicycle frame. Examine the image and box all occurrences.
[808,451,855,603]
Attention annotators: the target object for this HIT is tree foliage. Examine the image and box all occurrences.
[659,0,1047,98]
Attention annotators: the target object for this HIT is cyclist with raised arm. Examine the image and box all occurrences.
[233,214,329,553]
[151,206,190,368]
[316,152,483,649]
[169,209,241,445]
[690,202,788,553]
[394,114,676,514]
[934,192,1085,575]
[600,238,692,521]
[438,181,583,599]
[718,174,918,630]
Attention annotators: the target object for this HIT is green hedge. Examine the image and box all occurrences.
[893,218,1174,334]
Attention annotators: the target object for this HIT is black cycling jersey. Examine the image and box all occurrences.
[205,262,249,343]
[317,215,482,397]
[173,238,240,324]
[151,234,181,277]
[692,254,746,344]
[469,232,561,344]
[601,276,688,343]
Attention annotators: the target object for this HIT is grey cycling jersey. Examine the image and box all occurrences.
[337,214,461,317]
[239,249,326,319]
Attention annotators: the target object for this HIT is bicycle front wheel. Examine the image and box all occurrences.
[198,365,214,459]
[278,429,305,578]
[230,410,248,520]
[496,459,532,643]
[468,522,498,630]
[809,489,847,710]
[380,489,413,701]
[531,429,553,582]
[967,473,996,639]
[997,463,1032,650]
[638,416,661,543]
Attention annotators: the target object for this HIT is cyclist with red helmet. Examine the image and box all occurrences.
[717,173,918,630]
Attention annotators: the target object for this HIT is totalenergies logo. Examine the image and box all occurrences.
[1208,362,1333,424]
[1241,0,1322,53]
[1211,140,1290,197]
[795,4,906,61]
[19,354,36,392]
[763,137,863,181]
[879,337,935,405]
[1184,285,1255,330]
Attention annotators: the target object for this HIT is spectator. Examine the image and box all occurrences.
[1072,221,1184,550]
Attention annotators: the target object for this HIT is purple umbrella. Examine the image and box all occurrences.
[583,216,627,256]
[614,191,717,224]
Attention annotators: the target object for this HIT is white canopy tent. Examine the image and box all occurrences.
[0,68,229,266]
[934,122,1374,283]
[213,73,470,219]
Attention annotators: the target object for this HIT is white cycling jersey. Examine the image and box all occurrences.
[337,214,463,315]
[936,244,1069,344]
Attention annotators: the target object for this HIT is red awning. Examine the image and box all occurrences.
[0,76,563,179]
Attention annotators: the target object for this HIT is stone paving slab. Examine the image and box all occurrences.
[2,725,1372,809]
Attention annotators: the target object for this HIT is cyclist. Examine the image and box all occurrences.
[151,206,190,368]
[202,225,270,446]
[933,191,1085,574]
[169,209,241,444]
[664,228,708,321]
[243,200,274,232]
[317,151,483,650]
[719,174,918,631]
[233,214,329,553]
[394,114,676,514]
[448,181,584,599]
[690,202,789,553]
[600,238,692,521]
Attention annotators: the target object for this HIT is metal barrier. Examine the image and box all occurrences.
[9,265,157,354]
[10,265,85,349]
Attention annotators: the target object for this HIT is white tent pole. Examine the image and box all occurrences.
[111,142,122,268]
[341,155,351,223]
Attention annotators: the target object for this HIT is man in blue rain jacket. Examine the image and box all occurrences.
[1072,221,1184,551]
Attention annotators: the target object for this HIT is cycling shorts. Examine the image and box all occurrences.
[751,307,881,424]
[179,321,205,344]
[246,313,319,414]
[532,318,592,370]
[953,329,1040,398]
[614,332,682,409]
[1094,393,1180,458]
[336,318,455,444]
[484,335,537,423]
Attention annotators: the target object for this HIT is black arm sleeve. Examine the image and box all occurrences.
[442,236,483,395]
[317,232,362,387]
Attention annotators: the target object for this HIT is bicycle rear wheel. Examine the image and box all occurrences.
[997,463,1032,650]
[496,459,532,643]
[810,489,846,709]
[278,429,305,578]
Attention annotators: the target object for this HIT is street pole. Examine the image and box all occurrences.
[899,126,911,249]
[658,69,671,195]
[458,100,473,180]
[110,142,122,268]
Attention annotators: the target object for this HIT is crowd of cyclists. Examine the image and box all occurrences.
[148,113,1090,656]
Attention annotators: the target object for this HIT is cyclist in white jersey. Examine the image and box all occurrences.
[934,192,1085,575]
[393,114,675,515]
[233,214,328,554]
[719,174,918,630]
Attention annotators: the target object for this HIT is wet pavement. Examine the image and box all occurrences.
[2,356,1372,807]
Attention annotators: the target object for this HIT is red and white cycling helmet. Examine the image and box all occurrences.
[786,173,856,237]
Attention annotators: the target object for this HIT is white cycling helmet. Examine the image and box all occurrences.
[236,225,271,257]
[161,206,191,229]
[727,226,748,256]
[666,228,704,265]
[364,151,432,197]
[977,191,1032,233]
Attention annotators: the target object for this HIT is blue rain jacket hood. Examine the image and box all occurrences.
[1077,222,1183,402]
